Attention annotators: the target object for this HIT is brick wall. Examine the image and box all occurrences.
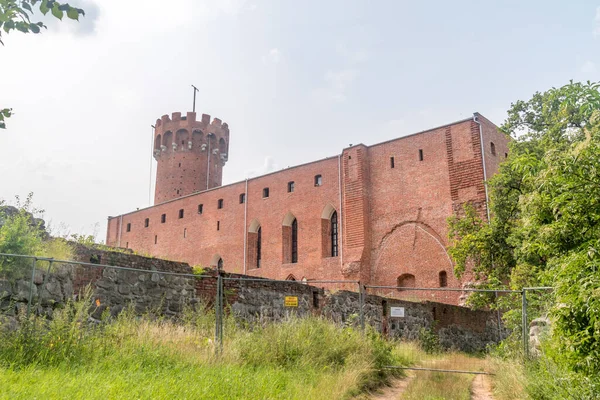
[106,113,509,305]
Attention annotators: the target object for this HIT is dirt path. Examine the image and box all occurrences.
[369,372,415,400]
[471,374,494,400]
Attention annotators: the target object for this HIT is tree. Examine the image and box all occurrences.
[447,80,600,375]
[0,0,85,129]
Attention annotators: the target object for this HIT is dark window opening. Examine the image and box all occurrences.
[331,211,339,257]
[183,228,187,238]
[179,162,181,167]
[314,175,322,186]
[419,149,424,161]
[263,188,269,198]
[218,199,223,209]
[256,227,262,268]
[390,156,395,168]
[312,291,319,308]
[439,271,448,287]
[178,209,184,219]
[291,218,298,263]
[154,235,157,244]
[126,242,128,248]
[126,223,131,232]
[505,152,508,159]
[198,204,203,214]
[288,181,295,193]
[217,258,223,270]
[490,142,496,156]
[382,300,388,317]
[397,273,416,290]
[217,221,220,231]
[177,189,180,195]
[239,193,245,204]
[433,306,437,321]
[161,214,166,223]
[144,218,149,228]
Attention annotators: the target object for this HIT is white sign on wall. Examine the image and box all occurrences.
[390,307,405,318]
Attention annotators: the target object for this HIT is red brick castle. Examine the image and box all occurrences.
[106,111,508,303]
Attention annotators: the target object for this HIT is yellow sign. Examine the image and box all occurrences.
[284,296,299,307]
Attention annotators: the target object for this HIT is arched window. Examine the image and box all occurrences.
[217,258,223,270]
[154,134,162,152]
[286,274,296,281]
[247,220,261,269]
[439,271,448,287]
[282,212,297,264]
[256,227,262,268]
[330,211,338,257]
[321,204,338,257]
[219,137,227,154]
[490,142,496,156]
[397,273,416,291]
[162,131,173,150]
[291,219,298,263]
[176,129,189,149]
[192,129,203,148]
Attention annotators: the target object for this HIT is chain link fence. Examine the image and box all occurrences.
[0,252,552,374]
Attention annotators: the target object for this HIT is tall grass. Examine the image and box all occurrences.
[0,300,402,399]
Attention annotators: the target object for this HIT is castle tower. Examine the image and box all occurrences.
[153,111,230,204]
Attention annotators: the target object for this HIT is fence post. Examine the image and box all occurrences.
[495,290,502,341]
[215,272,224,355]
[358,282,365,333]
[521,288,528,359]
[26,257,37,317]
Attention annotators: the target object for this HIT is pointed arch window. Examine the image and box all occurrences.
[330,211,338,257]
[256,227,262,268]
[291,219,298,263]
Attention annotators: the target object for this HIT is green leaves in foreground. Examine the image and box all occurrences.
[0,108,12,129]
[447,81,600,376]
[0,0,84,41]
[0,0,85,129]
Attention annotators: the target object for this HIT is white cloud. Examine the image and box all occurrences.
[313,69,359,103]
[594,6,600,37]
[262,48,281,65]
[245,156,279,178]
[581,60,597,73]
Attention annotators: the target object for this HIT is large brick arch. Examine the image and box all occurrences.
[372,221,454,291]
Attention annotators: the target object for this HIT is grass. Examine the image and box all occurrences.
[396,352,486,400]
[0,301,403,399]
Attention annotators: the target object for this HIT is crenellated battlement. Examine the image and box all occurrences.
[153,111,231,203]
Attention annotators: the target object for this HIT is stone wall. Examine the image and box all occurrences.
[1,245,506,352]
[0,266,74,319]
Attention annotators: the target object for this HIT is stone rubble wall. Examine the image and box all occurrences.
[0,244,507,352]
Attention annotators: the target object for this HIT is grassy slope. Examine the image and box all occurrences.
[0,307,400,400]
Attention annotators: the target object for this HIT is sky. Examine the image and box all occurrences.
[1,0,599,240]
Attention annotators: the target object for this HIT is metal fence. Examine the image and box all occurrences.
[0,252,552,375]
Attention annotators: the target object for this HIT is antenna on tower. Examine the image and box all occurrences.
[191,85,199,113]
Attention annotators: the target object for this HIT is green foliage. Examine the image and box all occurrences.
[191,264,206,275]
[0,107,11,129]
[0,194,45,276]
[0,0,85,129]
[418,327,441,354]
[0,0,84,41]
[447,81,600,377]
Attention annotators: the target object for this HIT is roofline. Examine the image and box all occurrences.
[109,156,340,219]
[109,112,492,220]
